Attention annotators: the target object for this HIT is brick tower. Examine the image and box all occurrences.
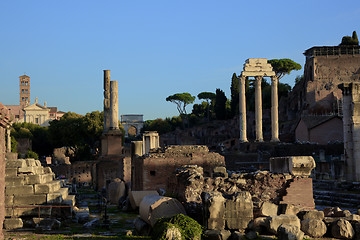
[19,75,30,108]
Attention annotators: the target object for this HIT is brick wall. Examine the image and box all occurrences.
[132,145,225,191]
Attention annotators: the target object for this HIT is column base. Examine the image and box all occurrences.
[270,138,280,142]
[255,139,264,142]
[239,139,248,143]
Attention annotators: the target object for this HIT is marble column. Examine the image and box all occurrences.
[271,76,279,142]
[103,70,111,133]
[239,76,248,142]
[6,127,11,153]
[255,76,263,142]
[109,81,119,130]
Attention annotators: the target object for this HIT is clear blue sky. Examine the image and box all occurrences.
[1,0,359,120]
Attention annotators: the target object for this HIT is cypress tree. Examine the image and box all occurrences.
[230,73,239,117]
[352,31,359,45]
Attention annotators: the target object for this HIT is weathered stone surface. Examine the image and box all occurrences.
[204,229,231,240]
[107,178,126,205]
[74,207,90,223]
[270,156,315,176]
[63,195,76,206]
[164,225,182,240]
[278,204,300,215]
[224,191,253,230]
[298,209,324,220]
[14,194,47,205]
[331,219,355,239]
[3,217,23,230]
[6,206,52,217]
[324,206,342,217]
[267,214,301,234]
[345,214,360,222]
[202,191,226,230]
[129,190,159,209]
[34,181,61,194]
[334,210,352,218]
[25,173,54,185]
[5,195,13,206]
[6,185,34,195]
[33,218,61,231]
[231,231,246,240]
[277,224,304,240]
[134,217,151,236]
[25,158,37,167]
[300,219,327,238]
[259,201,278,217]
[5,176,25,186]
[139,195,186,226]
[6,159,26,168]
[5,168,18,177]
[248,217,267,232]
[213,166,228,178]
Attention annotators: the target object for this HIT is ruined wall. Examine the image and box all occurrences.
[309,118,343,144]
[132,145,225,191]
[304,54,360,113]
[0,103,12,238]
[0,127,5,238]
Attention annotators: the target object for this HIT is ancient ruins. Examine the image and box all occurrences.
[239,58,279,142]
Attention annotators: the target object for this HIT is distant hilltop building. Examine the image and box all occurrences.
[6,75,65,126]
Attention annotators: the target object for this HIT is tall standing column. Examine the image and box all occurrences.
[255,76,263,142]
[239,76,248,142]
[339,83,354,181]
[271,76,279,142]
[6,127,11,152]
[109,81,119,130]
[103,70,111,133]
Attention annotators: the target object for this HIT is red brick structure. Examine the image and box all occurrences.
[280,177,314,208]
[0,102,12,238]
[131,145,225,191]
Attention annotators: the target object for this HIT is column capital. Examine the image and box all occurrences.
[255,76,262,81]
[271,76,278,82]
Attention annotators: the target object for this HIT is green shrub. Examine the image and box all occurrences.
[151,214,202,240]
[26,149,39,159]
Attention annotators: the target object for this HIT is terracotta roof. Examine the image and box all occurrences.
[300,115,341,130]
[6,105,24,118]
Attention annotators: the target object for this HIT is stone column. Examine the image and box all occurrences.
[339,83,354,181]
[103,70,111,133]
[271,76,279,142]
[6,127,11,153]
[109,81,119,130]
[239,76,248,142]
[255,76,263,142]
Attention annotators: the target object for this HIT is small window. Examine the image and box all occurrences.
[35,118,39,124]
[21,89,24,93]
[150,170,156,176]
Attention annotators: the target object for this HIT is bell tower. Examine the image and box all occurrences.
[19,75,30,108]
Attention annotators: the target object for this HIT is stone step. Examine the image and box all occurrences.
[47,187,69,204]
[25,173,55,185]
[34,181,61,194]
[313,190,360,208]
[6,205,52,217]
[3,217,23,230]
[6,185,34,195]
[63,195,76,206]
[13,194,47,205]
[5,176,26,186]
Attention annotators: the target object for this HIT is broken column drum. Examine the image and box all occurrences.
[103,70,111,133]
[109,81,119,130]
[238,58,279,142]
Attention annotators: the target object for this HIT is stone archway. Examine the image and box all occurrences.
[128,126,137,137]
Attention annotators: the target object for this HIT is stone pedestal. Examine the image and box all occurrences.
[142,131,159,154]
[101,129,123,156]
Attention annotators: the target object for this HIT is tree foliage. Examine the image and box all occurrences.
[340,31,359,46]
[215,89,227,120]
[268,59,302,80]
[230,73,239,117]
[166,93,196,115]
[197,91,216,121]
